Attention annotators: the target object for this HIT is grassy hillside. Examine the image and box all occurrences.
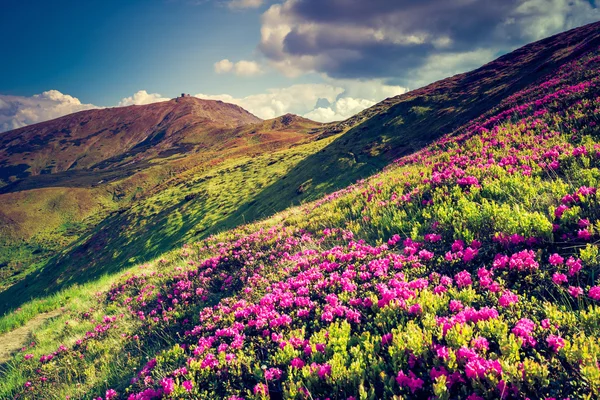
[1,22,600,399]
[0,113,324,309]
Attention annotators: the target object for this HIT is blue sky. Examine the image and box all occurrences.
[0,0,309,105]
[0,0,599,132]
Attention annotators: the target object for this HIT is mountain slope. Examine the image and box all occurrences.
[180,20,600,236]
[0,96,261,185]
[2,21,600,400]
[0,103,323,301]
[2,22,600,315]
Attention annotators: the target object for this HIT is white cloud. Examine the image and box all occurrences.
[117,90,171,106]
[196,79,408,122]
[0,81,406,132]
[0,90,99,133]
[234,60,263,76]
[214,59,234,74]
[410,49,497,88]
[214,59,263,76]
[304,97,376,122]
[228,0,263,9]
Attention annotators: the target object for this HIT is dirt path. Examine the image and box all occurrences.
[0,309,63,363]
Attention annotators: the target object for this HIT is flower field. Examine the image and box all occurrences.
[3,38,600,400]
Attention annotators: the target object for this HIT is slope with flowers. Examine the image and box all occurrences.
[3,31,600,400]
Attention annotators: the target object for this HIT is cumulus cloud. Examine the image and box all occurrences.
[0,90,99,133]
[259,0,600,85]
[227,0,263,9]
[117,90,171,106]
[195,79,408,122]
[214,59,234,74]
[214,59,263,76]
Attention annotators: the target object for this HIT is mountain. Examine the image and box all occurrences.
[0,98,323,299]
[0,97,262,186]
[1,23,599,316]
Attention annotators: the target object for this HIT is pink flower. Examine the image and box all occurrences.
[546,335,565,352]
[548,253,564,266]
[552,273,568,285]
[381,333,393,346]
[568,286,583,298]
[290,358,305,369]
[24,354,33,360]
[105,389,118,400]
[498,290,518,307]
[449,300,463,312]
[555,204,568,218]
[254,383,268,396]
[589,286,600,300]
[182,381,193,392]
[396,370,424,393]
[317,364,332,379]
[463,247,478,263]
[567,257,582,276]
[578,219,591,228]
[409,303,423,315]
[578,229,591,241]
[265,367,283,381]
[509,250,539,271]
[160,378,175,395]
[419,249,434,261]
[454,270,472,288]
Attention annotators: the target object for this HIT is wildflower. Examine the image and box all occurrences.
[160,378,175,395]
[589,286,600,300]
[554,204,568,218]
[290,358,305,369]
[498,290,518,307]
[552,273,568,285]
[548,253,564,265]
[396,370,424,393]
[317,364,332,379]
[454,270,472,288]
[547,335,565,352]
[568,286,583,298]
[381,333,393,346]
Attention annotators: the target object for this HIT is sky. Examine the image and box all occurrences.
[0,0,599,132]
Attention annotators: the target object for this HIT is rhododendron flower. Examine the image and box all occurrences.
[160,378,175,395]
[546,335,565,352]
[567,257,583,276]
[462,247,478,262]
[253,383,268,395]
[449,300,464,312]
[568,286,583,298]
[396,370,424,393]
[105,389,117,400]
[509,250,539,271]
[455,270,472,288]
[290,358,305,369]
[182,381,193,392]
[555,204,568,218]
[381,332,393,346]
[578,218,591,228]
[499,290,518,307]
[317,364,332,378]
[548,253,564,265]
[589,286,600,300]
[578,229,591,241]
[265,367,282,380]
[552,273,568,285]
[409,303,422,315]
